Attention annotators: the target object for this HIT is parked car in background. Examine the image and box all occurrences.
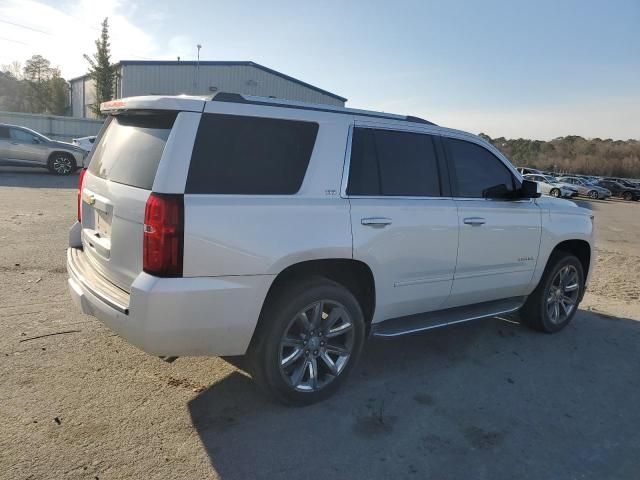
[67,93,594,405]
[516,167,543,175]
[557,176,611,199]
[0,123,86,175]
[593,179,640,201]
[523,174,578,198]
[607,178,640,189]
[72,136,97,153]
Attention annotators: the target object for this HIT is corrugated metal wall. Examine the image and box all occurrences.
[0,111,103,141]
[121,64,345,107]
[70,77,97,119]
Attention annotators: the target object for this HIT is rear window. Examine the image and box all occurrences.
[88,113,176,190]
[186,113,318,194]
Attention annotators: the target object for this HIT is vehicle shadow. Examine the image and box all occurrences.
[188,309,640,480]
[0,167,78,189]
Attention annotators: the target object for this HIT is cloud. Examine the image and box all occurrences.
[0,0,158,78]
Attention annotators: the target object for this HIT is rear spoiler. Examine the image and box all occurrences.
[101,95,207,114]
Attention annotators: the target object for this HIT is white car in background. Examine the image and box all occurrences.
[523,174,578,198]
[72,136,97,153]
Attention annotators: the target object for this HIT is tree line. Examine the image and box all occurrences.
[0,18,115,117]
[480,134,640,179]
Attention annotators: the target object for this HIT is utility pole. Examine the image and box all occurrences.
[194,44,202,92]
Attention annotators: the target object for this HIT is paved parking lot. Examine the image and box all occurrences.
[1,168,639,480]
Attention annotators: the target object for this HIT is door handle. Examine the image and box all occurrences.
[463,217,486,226]
[10,142,19,145]
[361,217,392,227]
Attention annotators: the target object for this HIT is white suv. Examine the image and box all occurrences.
[67,93,594,405]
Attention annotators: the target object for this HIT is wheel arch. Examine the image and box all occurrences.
[548,239,591,300]
[257,258,376,331]
[47,150,75,162]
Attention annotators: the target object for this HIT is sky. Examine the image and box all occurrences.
[0,0,638,140]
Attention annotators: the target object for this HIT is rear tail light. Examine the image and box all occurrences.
[143,193,184,277]
[77,168,87,222]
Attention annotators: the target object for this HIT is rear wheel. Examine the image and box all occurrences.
[249,277,365,405]
[587,190,599,199]
[519,253,584,333]
[47,153,76,175]
[550,188,560,197]
[623,191,633,201]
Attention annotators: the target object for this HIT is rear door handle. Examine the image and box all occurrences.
[361,217,392,227]
[463,217,486,226]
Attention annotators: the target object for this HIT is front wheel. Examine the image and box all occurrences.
[550,188,561,197]
[47,153,76,175]
[623,191,633,201]
[587,190,599,199]
[519,253,584,333]
[249,277,365,405]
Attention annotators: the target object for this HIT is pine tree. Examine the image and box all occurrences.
[84,18,115,116]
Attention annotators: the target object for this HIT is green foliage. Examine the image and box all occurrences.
[83,18,115,116]
[0,55,69,115]
[481,133,640,178]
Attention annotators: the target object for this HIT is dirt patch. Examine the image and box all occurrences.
[587,249,640,302]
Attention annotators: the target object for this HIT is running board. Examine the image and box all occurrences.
[371,297,526,338]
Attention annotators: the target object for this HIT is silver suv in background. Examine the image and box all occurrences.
[0,123,86,175]
[556,176,611,199]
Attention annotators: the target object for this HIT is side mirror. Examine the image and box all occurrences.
[520,179,541,198]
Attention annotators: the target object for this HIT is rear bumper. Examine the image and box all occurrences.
[67,248,274,356]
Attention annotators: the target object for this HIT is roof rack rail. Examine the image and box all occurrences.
[210,92,436,126]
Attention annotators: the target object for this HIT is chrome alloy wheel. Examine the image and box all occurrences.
[279,300,355,392]
[52,155,73,174]
[546,265,580,324]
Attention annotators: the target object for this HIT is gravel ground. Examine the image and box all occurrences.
[1,167,639,480]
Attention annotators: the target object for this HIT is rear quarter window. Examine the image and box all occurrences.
[88,113,176,190]
[186,114,319,195]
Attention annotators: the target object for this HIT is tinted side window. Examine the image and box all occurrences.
[446,138,515,198]
[346,128,380,195]
[10,128,36,142]
[347,128,441,197]
[0,126,10,139]
[186,114,319,195]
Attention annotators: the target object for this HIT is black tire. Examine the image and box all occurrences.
[519,252,584,333]
[550,188,560,197]
[587,190,598,199]
[248,277,365,406]
[623,191,633,201]
[47,152,76,175]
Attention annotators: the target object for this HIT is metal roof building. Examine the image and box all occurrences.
[69,60,347,118]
